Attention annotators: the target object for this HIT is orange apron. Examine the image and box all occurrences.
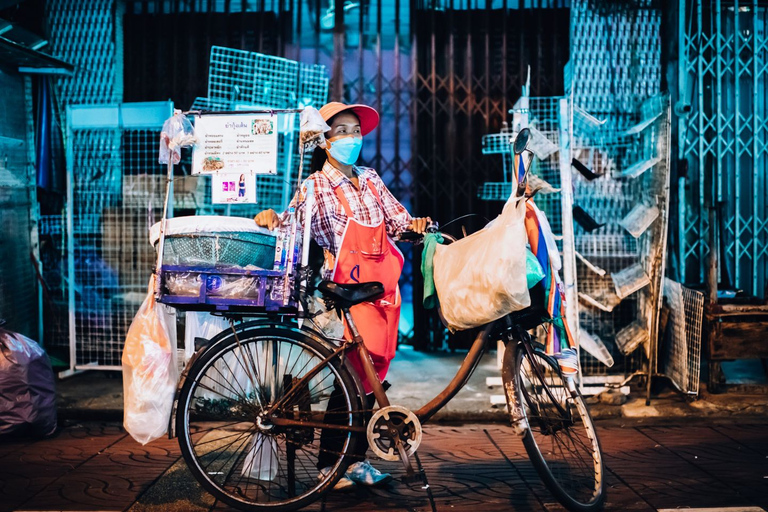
[331,181,404,393]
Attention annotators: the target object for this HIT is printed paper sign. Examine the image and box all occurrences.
[192,114,278,175]
[212,173,257,204]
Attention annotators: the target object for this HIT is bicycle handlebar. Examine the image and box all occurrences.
[395,221,439,242]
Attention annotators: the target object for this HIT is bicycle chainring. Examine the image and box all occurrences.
[367,405,422,462]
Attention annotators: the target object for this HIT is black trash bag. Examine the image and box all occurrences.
[0,325,57,437]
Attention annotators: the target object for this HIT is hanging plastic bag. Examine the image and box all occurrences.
[526,247,546,288]
[299,106,331,149]
[183,312,250,402]
[433,197,530,331]
[242,433,279,481]
[0,324,57,437]
[307,295,345,340]
[159,110,197,164]
[184,312,229,361]
[122,276,178,445]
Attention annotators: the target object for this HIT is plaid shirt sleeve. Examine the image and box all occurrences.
[279,169,413,260]
[366,170,413,237]
[278,174,335,254]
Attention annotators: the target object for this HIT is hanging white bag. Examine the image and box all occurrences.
[122,276,178,445]
[433,196,530,331]
[241,433,279,481]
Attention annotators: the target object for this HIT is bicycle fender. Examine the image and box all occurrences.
[501,341,530,437]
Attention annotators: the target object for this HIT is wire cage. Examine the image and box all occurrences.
[48,124,168,370]
[56,101,318,372]
[478,91,673,390]
[662,278,704,397]
[573,95,672,385]
[478,97,565,236]
[195,46,329,216]
[46,41,330,373]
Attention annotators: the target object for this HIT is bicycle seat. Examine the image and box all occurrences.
[317,280,385,308]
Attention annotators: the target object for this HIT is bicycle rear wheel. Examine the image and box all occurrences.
[176,324,363,512]
[503,341,605,511]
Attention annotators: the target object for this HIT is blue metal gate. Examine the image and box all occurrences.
[678,1,768,298]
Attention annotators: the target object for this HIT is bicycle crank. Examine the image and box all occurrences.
[367,405,422,462]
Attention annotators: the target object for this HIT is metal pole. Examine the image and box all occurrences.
[558,97,580,358]
[65,107,77,376]
[734,0,741,289]
[716,0,722,208]
[154,159,174,299]
[297,177,314,329]
[332,0,345,101]
[677,0,688,285]
[696,0,706,285]
[394,0,401,193]
[752,0,759,296]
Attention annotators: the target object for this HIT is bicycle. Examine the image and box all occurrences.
[167,246,606,512]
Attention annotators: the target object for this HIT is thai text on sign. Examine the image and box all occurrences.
[191,114,278,175]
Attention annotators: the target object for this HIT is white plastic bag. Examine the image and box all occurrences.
[433,197,530,331]
[184,312,254,401]
[242,433,279,481]
[159,110,196,164]
[307,295,345,340]
[299,106,331,149]
[122,276,178,445]
[184,311,230,360]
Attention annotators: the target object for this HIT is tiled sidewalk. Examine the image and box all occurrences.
[1,421,767,512]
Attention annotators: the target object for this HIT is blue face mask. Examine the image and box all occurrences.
[327,136,363,166]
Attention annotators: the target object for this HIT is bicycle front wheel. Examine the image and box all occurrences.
[176,324,363,512]
[503,343,605,512]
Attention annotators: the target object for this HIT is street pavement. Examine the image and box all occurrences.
[2,419,767,512]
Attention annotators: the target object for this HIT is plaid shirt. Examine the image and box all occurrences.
[281,162,412,278]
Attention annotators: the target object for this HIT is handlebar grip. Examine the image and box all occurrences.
[398,230,423,242]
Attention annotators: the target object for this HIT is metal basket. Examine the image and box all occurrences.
[161,232,276,269]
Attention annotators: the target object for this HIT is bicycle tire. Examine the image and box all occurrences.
[176,324,363,512]
[503,342,606,512]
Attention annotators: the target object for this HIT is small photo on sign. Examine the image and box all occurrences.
[202,156,225,172]
[212,173,257,204]
[252,119,274,135]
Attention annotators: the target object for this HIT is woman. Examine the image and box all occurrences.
[254,102,430,489]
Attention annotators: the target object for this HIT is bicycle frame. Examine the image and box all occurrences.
[169,309,549,440]
[266,314,496,431]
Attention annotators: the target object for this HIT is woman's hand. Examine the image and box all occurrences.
[409,217,432,234]
[254,209,280,230]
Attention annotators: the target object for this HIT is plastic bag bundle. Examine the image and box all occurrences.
[159,110,197,164]
[242,433,279,481]
[299,106,331,149]
[122,276,178,445]
[433,197,530,331]
[184,311,230,361]
[0,326,57,437]
[307,295,345,340]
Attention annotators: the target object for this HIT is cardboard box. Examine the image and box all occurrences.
[101,207,162,286]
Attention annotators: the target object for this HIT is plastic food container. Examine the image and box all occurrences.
[150,216,298,312]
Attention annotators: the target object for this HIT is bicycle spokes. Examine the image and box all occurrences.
[513,348,605,510]
[177,330,364,511]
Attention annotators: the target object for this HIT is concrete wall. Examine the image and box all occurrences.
[0,66,39,340]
